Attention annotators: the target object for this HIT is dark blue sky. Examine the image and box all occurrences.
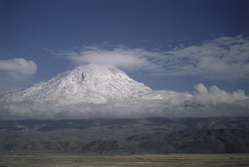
[0,0,249,94]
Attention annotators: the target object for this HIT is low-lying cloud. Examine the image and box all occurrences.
[192,83,248,105]
[48,34,249,83]
[0,58,37,80]
[0,83,248,119]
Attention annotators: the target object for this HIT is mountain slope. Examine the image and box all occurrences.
[1,118,249,153]
[1,64,185,106]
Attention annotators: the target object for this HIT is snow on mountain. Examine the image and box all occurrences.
[1,64,249,119]
[0,64,189,107]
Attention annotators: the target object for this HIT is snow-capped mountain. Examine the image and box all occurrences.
[0,64,187,106]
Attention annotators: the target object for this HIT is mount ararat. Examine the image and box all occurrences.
[0,64,190,106]
[0,64,248,119]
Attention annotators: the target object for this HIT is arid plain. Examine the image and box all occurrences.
[1,153,249,167]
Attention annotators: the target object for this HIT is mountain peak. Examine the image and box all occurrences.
[78,63,113,70]
[2,64,167,106]
[74,63,128,80]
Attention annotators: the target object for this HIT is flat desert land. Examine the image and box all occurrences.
[0,153,249,167]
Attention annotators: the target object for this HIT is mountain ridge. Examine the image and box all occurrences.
[1,117,249,154]
[1,64,188,107]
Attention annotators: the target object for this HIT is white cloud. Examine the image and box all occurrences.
[191,83,249,105]
[0,58,37,80]
[47,34,249,83]
[48,46,163,73]
[164,34,249,82]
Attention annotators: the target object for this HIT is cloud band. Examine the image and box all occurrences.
[47,34,249,83]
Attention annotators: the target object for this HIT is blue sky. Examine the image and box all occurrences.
[0,0,249,95]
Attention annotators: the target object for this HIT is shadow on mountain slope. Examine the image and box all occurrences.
[0,117,249,154]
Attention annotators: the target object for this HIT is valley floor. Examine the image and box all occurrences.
[1,153,249,167]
